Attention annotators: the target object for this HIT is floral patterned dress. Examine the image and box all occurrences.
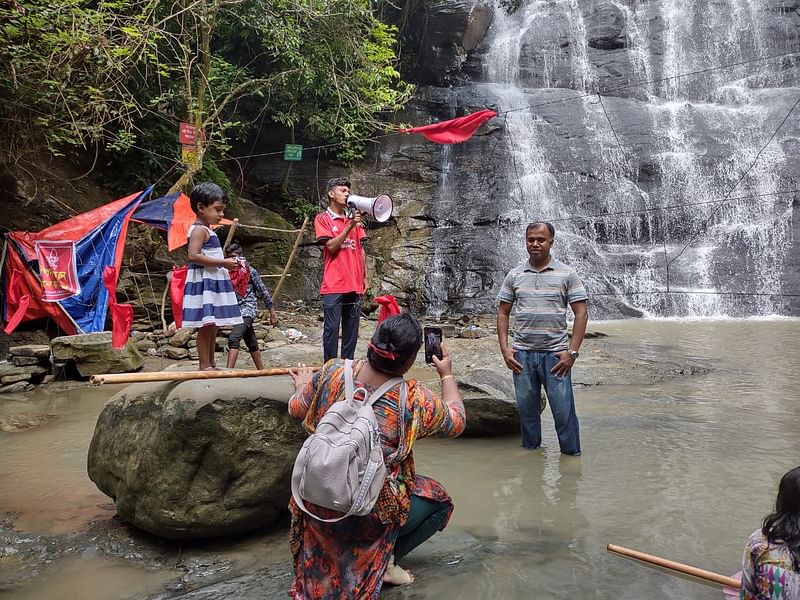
[287,359,466,599]
[740,529,800,600]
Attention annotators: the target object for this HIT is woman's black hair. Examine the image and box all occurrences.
[189,182,227,214]
[762,466,800,570]
[367,312,423,375]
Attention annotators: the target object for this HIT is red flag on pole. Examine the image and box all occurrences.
[170,265,189,329]
[400,109,497,144]
[103,266,133,349]
[3,269,31,334]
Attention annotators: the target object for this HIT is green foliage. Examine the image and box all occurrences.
[0,0,413,194]
[283,191,321,222]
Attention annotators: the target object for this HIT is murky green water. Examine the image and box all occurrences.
[1,320,798,599]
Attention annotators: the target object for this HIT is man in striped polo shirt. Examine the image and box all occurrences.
[496,222,589,456]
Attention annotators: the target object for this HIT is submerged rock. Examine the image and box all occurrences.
[458,368,532,437]
[87,376,305,539]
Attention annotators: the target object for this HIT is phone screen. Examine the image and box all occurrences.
[423,327,443,364]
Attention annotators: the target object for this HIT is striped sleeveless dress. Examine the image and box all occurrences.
[182,224,243,328]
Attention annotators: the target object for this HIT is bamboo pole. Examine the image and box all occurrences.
[606,544,741,589]
[272,215,309,303]
[223,218,239,250]
[160,270,173,332]
[90,366,319,385]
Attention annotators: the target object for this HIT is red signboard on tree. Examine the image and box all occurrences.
[179,122,197,145]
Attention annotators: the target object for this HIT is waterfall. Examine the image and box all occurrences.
[424,0,798,318]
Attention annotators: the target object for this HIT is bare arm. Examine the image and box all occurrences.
[430,343,465,437]
[187,228,237,269]
[569,300,588,353]
[288,365,316,419]
[551,300,589,377]
[497,301,523,373]
[324,212,362,253]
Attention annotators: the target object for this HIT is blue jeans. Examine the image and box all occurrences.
[512,350,581,455]
[322,292,361,362]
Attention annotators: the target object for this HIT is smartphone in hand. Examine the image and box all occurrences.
[423,327,443,364]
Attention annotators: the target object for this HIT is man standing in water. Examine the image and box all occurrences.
[496,222,589,456]
[315,176,369,362]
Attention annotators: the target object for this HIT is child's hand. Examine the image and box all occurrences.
[222,258,239,270]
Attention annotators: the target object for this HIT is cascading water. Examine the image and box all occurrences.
[422,0,798,318]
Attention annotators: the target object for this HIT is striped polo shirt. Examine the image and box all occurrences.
[497,257,588,352]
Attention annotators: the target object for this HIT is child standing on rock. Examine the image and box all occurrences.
[182,182,242,370]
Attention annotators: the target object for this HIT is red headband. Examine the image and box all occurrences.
[368,342,398,361]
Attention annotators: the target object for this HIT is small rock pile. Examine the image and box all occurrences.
[0,345,53,393]
[131,324,277,362]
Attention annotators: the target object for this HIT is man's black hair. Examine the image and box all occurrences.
[367,312,423,375]
[225,242,242,256]
[189,182,227,214]
[526,221,555,239]
[326,176,351,195]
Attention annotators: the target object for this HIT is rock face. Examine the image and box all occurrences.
[51,332,144,377]
[87,376,306,539]
[249,0,800,319]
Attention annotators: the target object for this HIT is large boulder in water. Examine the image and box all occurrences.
[87,375,306,539]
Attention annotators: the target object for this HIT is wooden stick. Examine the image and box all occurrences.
[90,366,319,385]
[160,271,172,332]
[272,215,308,303]
[223,218,239,250]
[607,544,741,589]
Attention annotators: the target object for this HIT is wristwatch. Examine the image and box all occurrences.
[568,349,579,359]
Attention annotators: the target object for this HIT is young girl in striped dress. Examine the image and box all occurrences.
[183,182,242,370]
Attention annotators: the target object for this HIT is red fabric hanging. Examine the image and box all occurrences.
[228,259,250,297]
[374,295,401,323]
[103,266,133,349]
[3,269,31,334]
[400,109,497,144]
[170,265,189,329]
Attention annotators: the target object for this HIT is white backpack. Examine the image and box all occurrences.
[291,360,407,522]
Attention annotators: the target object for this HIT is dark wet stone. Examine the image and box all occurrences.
[87,376,306,539]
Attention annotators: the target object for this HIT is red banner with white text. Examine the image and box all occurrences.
[34,240,81,302]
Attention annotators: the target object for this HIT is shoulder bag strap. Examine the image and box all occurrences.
[343,359,356,403]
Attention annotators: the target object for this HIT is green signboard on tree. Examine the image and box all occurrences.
[284,144,303,161]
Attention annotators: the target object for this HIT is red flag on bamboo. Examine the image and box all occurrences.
[170,265,189,329]
[103,266,133,349]
[3,269,31,334]
[35,240,81,302]
[400,109,497,144]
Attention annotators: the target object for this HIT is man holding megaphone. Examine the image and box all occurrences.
[315,176,369,362]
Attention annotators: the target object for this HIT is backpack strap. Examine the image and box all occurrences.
[344,359,355,401]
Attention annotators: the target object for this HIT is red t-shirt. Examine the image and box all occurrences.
[315,210,367,295]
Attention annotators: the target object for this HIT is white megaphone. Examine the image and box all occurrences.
[346,193,393,223]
